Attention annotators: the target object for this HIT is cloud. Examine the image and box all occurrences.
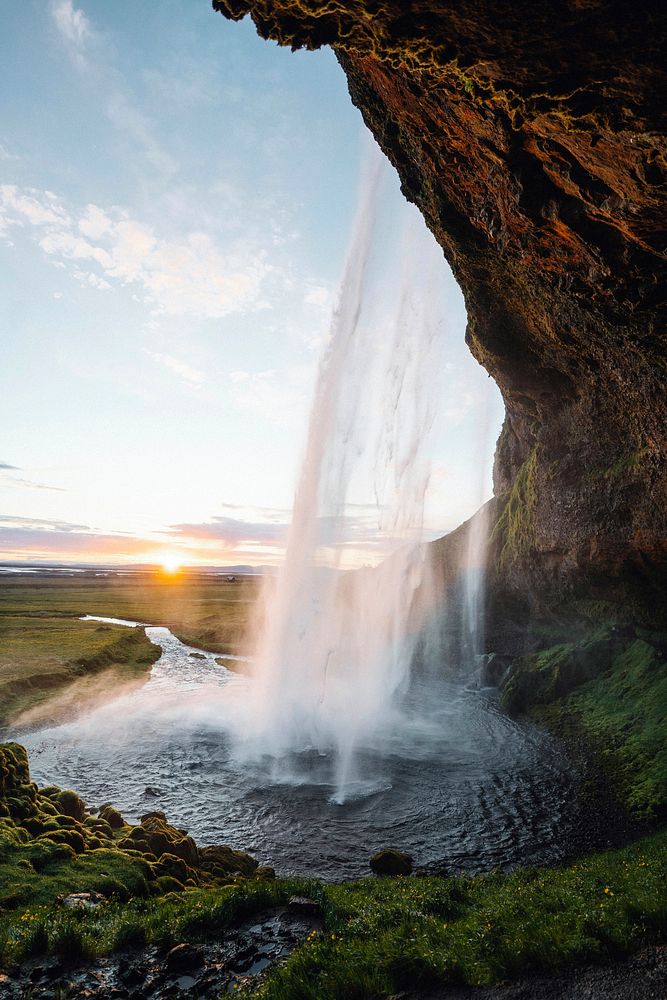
[147,351,206,385]
[0,185,270,319]
[0,466,66,492]
[0,143,18,162]
[0,515,89,532]
[50,0,91,48]
[168,516,288,549]
[228,365,314,425]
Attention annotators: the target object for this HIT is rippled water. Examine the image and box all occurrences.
[18,620,579,880]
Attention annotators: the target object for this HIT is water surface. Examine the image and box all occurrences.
[19,620,579,880]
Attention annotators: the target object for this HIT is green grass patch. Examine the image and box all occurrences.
[561,639,667,820]
[2,833,664,996]
[501,627,667,821]
[256,832,667,999]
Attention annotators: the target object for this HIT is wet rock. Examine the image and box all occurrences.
[287,896,322,917]
[143,786,162,798]
[189,652,206,660]
[370,848,413,876]
[165,943,204,973]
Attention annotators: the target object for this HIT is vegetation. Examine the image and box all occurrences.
[501,626,667,821]
[0,574,259,725]
[490,444,537,568]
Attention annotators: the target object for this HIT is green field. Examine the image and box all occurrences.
[0,573,260,728]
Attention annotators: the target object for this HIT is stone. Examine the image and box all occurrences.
[61,891,105,910]
[370,848,413,877]
[98,804,125,829]
[287,896,322,917]
[165,943,204,973]
[255,865,276,880]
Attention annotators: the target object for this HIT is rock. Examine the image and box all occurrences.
[165,943,204,973]
[55,789,86,822]
[198,843,258,877]
[255,865,276,880]
[189,652,206,660]
[287,896,322,917]
[370,848,413,877]
[212,1,667,628]
[61,891,105,910]
[98,804,125,829]
[138,813,199,866]
[142,787,162,798]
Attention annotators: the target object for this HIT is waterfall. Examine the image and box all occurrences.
[242,148,445,801]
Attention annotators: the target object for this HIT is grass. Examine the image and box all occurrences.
[0,574,260,725]
[501,626,667,821]
[1,830,665,996]
[558,638,667,820]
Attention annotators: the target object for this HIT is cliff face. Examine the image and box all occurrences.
[214,1,666,619]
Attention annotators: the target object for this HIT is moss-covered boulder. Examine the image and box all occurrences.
[98,804,125,829]
[54,789,87,822]
[369,848,413,877]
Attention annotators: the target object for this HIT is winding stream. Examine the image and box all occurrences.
[18,617,581,880]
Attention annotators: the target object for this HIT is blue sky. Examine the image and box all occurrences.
[0,0,503,567]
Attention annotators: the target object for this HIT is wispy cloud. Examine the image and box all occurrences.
[0,515,89,532]
[50,0,91,48]
[0,185,271,319]
[146,351,206,386]
[0,143,19,162]
[0,466,66,493]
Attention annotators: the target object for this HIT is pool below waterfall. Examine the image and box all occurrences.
[17,618,581,880]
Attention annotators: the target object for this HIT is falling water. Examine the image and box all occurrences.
[244,151,445,800]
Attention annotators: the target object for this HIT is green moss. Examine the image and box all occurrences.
[563,639,667,819]
[502,629,667,820]
[491,445,538,568]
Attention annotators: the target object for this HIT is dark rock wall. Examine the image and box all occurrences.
[214,1,666,619]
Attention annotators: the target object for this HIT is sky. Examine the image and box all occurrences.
[0,0,504,569]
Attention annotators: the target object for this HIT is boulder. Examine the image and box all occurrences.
[370,848,413,877]
[98,804,125,829]
[166,943,204,973]
[198,843,258,877]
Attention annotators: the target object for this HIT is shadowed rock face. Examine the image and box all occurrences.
[213,1,666,619]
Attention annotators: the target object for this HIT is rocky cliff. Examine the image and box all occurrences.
[214,1,666,622]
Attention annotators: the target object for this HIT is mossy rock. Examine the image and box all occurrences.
[501,631,619,713]
[55,789,87,822]
[151,852,192,883]
[152,874,186,894]
[28,838,76,868]
[0,743,31,795]
[136,813,199,866]
[198,844,258,877]
[370,848,414,876]
[98,804,125,829]
[44,828,86,854]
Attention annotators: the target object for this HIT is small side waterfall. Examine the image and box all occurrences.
[243,150,446,800]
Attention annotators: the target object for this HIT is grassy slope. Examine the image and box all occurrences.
[1,823,665,995]
[501,627,667,821]
[0,575,259,726]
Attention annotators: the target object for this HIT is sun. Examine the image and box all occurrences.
[158,553,183,574]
